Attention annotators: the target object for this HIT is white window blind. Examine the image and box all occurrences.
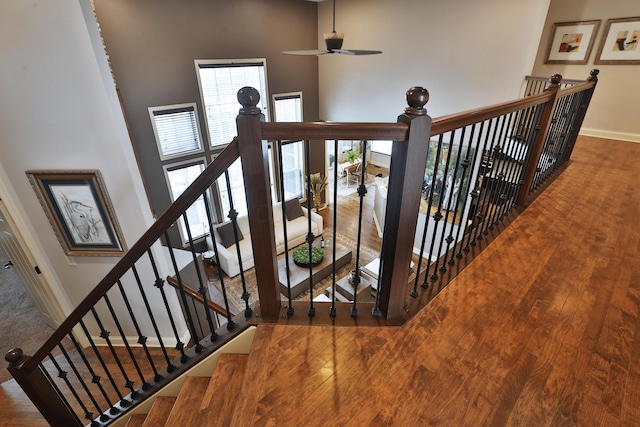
[371,140,393,155]
[196,60,269,148]
[216,158,247,218]
[273,92,304,200]
[274,93,302,122]
[149,104,203,159]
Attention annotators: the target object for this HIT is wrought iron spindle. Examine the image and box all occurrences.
[431,131,457,276]
[277,140,294,317]
[47,351,96,425]
[470,116,501,246]
[330,139,339,319]
[459,121,485,255]
[78,320,128,406]
[304,139,315,317]
[114,277,162,382]
[423,134,445,280]
[182,212,218,341]
[101,294,150,390]
[223,169,252,318]
[484,112,515,229]
[350,140,369,317]
[66,332,118,417]
[146,248,183,369]
[90,307,139,398]
[164,232,201,356]
[203,194,235,329]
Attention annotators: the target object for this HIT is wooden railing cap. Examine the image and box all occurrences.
[237,86,262,116]
[5,348,27,367]
[405,86,429,116]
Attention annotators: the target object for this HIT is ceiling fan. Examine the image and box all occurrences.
[282,0,382,56]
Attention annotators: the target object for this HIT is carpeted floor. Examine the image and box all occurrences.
[0,246,57,384]
[216,231,381,311]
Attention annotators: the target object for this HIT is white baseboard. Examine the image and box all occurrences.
[579,128,640,143]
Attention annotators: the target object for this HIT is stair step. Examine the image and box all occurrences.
[191,353,249,427]
[164,376,210,426]
[141,397,176,427]
[124,414,146,427]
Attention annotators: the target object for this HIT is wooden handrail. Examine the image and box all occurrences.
[23,139,241,371]
[556,80,597,97]
[165,276,238,318]
[262,122,409,142]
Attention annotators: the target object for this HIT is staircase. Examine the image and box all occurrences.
[124,353,249,427]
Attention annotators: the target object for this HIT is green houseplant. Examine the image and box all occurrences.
[344,149,360,164]
[292,245,324,267]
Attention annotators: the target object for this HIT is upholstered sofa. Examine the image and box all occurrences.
[206,199,323,278]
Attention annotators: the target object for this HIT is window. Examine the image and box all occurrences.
[149,103,203,160]
[371,140,393,156]
[273,92,304,200]
[195,59,269,149]
[163,159,209,242]
[195,59,270,218]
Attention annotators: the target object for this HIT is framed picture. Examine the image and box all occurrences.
[545,20,601,64]
[595,17,640,65]
[26,170,126,256]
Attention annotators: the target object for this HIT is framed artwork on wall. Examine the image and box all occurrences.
[595,17,640,65]
[545,20,601,64]
[26,170,126,256]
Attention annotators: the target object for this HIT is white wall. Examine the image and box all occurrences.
[0,0,183,344]
[531,0,640,142]
[318,0,551,122]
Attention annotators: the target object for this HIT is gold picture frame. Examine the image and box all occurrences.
[545,20,601,65]
[26,170,126,256]
[595,16,640,65]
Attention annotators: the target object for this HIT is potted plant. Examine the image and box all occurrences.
[292,245,324,267]
[344,149,360,164]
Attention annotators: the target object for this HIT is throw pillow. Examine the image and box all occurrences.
[216,221,244,248]
[284,198,305,221]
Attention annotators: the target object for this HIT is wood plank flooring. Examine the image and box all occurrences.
[3,136,640,426]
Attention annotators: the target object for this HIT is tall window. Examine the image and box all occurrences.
[149,104,209,244]
[196,59,270,218]
[273,92,304,200]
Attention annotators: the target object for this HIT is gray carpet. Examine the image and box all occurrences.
[0,246,56,384]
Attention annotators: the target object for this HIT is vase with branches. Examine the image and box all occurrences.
[307,172,328,209]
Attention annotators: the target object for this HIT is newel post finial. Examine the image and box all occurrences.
[588,69,600,81]
[549,73,563,87]
[237,86,262,116]
[5,348,27,367]
[405,86,429,116]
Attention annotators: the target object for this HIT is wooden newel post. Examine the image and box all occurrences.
[5,348,81,427]
[235,87,281,320]
[516,74,562,206]
[378,87,432,324]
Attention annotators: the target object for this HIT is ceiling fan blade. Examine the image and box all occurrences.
[282,49,330,56]
[334,49,383,55]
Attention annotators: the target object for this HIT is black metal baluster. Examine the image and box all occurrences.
[203,193,235,329]
[331,139,339,319]
[470,117,500,246]
[66,332,117,419]
[90,307,139,398]
[101,294,150,390]
[448,125,474,265]
[277,140,294,317]
[304,139,315,317]
[519,102,547,199]
[223,169,252,318]
[78,319,128,407]
[424,134,445,281]
[114,277,162,383]
[477,115,507,239]
[47,352,97,425]
[485,112,515,229]
[146,248,182,371]
[164,232,201,356]
[432,131,457,276]
[460,121,485,254]
[350,140,369,317]
[182,212,218,342]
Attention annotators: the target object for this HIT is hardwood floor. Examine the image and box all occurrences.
[3,136,640,426]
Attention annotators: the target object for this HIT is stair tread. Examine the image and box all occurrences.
[142,396,176,427]
[192,353,249,427]
[125,414,147,427]
[164,376,210,426]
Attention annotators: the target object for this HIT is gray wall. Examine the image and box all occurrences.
[94,0,321,219]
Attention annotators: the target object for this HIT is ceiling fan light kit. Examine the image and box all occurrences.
[282,0,381,56]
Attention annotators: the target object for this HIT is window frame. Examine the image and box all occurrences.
[272,92,305,201]
[148,103,205,161]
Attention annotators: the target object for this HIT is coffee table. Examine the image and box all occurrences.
[278,242,352,299]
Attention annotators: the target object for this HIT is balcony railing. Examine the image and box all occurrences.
[4,71,598,427]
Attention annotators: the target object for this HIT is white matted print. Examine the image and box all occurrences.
[596,17,640,65]
[545,20,601,64]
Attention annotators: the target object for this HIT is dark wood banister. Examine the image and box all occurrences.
[22,139,241,372]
